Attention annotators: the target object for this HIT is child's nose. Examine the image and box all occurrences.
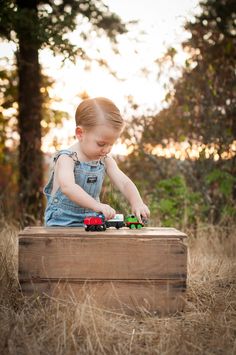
[102,146,111,154]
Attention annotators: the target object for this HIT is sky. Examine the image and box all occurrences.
[0,0,200,153]
[41,0,200,111]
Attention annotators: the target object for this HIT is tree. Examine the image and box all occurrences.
[124,0,235,174]
[142,0,236,157]
[0,60,68,219]
[120,0,236,224]
[0,0,127,224]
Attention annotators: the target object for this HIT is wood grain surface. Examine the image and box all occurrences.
[18,227,188,314]
[19,279,186,315]
[19,226,187,239]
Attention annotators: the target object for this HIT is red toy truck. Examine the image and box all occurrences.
[83,215,106,231]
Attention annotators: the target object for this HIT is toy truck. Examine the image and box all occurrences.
[83,214,106,231]
[125,214,144,229]
[84,213,146,231]
[105,214,125,229]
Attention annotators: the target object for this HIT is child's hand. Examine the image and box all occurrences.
[131,203,150,223]
[96,203,116,220]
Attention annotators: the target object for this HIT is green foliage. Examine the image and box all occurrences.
[0,1,127,61]
[150,175,205,228]
[206,169,235,198]
[120,0,236,227]
[205,169,236,224]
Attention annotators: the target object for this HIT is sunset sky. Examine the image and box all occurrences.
[1,0,200,153]
[41,0,200,111]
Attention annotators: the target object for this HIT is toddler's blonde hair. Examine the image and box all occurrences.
[75,97,124,130]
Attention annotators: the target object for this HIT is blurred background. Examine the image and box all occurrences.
[0,0,235,228]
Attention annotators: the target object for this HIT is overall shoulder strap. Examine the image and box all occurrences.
[53,150,79,163]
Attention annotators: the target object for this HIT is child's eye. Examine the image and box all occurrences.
[97,142,106,147]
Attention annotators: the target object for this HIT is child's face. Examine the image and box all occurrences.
[76,124,122,160]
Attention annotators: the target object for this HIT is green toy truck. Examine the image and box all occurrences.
[125,214,144,229]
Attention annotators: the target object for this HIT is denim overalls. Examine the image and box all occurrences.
[43,149,106,226]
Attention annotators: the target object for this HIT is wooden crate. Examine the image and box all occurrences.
[18,227,187,314]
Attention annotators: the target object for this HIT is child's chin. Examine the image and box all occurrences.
[91,154,102,160]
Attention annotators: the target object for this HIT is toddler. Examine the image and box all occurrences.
[44,97,150,226]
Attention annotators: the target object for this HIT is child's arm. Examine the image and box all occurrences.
[105,156,150,222]
[55,155,116,219]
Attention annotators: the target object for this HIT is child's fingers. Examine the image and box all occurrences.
[135,207,150,222]
[99,203,116,220]
[137,214,142,223]
[140,210,147,218]
[132,204,150,224]
[132,209,142,223]
[105,206,116,220]
[108,209,116,220]
[142,206,150,219]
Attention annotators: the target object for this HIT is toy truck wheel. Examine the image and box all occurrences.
[130,224,136,229]
[85,226,90,231]
[103,224,106,231]
[137,224,142,229]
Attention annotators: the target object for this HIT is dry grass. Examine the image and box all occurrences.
[0,220,235,355]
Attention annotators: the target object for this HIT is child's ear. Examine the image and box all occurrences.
[75,126,84,140]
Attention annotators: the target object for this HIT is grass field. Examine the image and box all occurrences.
[0,221,235,354]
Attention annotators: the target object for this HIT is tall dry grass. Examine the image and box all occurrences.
[0,220,235,355]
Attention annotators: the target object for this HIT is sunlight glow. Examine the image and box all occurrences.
[1,0,201,157]
[151,141,236,161]
[38,0,200,153]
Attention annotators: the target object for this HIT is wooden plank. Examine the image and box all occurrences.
[19,279,186,315]
[19,227,187,239]
[19,237,187,280]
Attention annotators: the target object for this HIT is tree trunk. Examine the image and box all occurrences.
[17,0,43,225]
